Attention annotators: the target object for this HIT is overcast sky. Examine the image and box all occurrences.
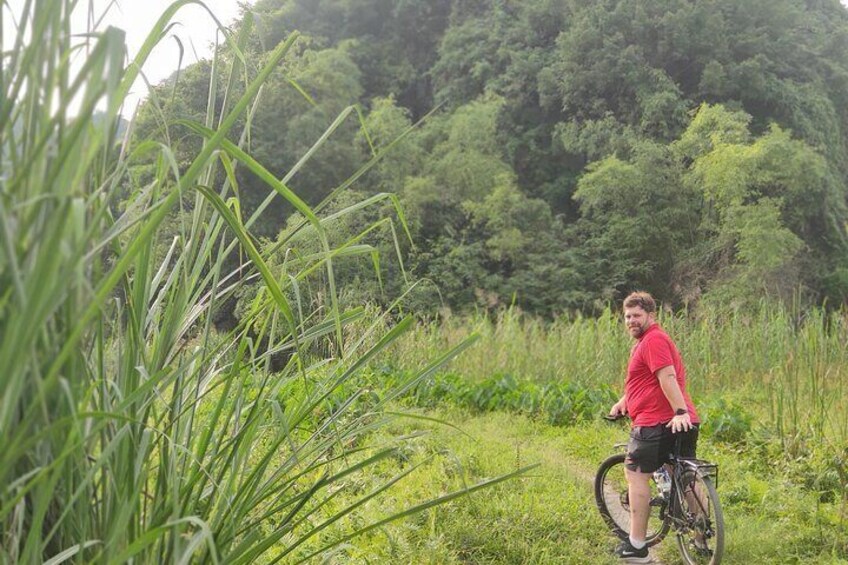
[89,0,245,115]
[3,0,245,116]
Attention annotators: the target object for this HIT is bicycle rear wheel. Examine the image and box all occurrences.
[675,470,724,565]
[594,453,670,546]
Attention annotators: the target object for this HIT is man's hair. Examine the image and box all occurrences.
[623,291,656,313]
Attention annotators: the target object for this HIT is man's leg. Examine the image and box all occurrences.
[617,425,659,561]
[684,479,710,552]
[625,468,652,543]
[676,427,709,551]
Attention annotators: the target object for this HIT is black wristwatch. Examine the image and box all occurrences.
[675,408,688,416]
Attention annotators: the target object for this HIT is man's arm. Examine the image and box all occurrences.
[656,365,693,432]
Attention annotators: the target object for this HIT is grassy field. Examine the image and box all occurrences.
[327,407,848,564]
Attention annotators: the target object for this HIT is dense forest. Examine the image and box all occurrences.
[136,0,848,316]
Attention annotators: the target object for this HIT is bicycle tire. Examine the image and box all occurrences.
[594,453,670,546]
[674,470,725,565]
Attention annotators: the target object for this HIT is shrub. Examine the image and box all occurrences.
[701,397,753,444]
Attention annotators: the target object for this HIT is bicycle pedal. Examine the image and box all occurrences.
[649,497,665,507]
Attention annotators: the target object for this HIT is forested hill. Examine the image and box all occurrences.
[138,0,848,316]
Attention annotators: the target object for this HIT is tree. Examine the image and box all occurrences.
[572,140,697,303]
[135,0,848,312]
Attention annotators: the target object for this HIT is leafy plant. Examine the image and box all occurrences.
[700,397,753,444]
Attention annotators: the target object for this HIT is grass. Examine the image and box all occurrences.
[310,409,620,564]
[329,407,848,563]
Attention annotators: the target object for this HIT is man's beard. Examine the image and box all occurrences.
[629,323,648,338]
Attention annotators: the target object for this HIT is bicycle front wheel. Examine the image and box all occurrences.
[594,453,670,546]
[675,470,725,565]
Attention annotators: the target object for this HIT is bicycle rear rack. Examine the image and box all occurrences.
[677,458,719,488]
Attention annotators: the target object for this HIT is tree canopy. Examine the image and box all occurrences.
[135,0,848,316]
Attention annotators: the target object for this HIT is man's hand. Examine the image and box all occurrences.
[609,397,627,418]
[666,412,693,433]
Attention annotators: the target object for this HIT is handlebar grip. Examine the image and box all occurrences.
[603,414,626,421]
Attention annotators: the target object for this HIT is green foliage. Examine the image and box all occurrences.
[428,96,511,202]
[679,110,832,305]
[728,198,803,272]
[573,141,698,301]
[572,102,838,307]
[822,267,848,304]
[140,0,848,316]
[467,174,548,262]
[251,45,366,206]
[356,96,424,194]
[2,3,518,561]
[405,372,617,426]
[556,114,636,162]
[700,397,753,444]
[253,0,452,116]
[673,103,752,162]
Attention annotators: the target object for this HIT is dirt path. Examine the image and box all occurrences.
[524,437,666,564]
[452,411,668,564]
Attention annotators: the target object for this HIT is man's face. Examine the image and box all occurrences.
[624,305,655,339]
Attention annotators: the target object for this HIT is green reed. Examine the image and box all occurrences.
[391,307,631,387]
[0,2,528,562]
[389,304,848,446]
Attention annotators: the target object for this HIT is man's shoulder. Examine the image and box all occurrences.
[642,326,675,347]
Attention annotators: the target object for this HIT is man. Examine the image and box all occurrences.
[608,291,700,562]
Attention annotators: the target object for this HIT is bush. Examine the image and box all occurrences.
[701,397,753,444]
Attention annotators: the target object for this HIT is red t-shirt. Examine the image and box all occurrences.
[626,324,699,427]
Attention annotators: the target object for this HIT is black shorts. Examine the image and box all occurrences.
[624,423,699,473]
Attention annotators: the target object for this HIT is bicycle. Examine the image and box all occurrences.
[595,415,725,564]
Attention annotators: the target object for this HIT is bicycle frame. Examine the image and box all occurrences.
[598,415,725,563]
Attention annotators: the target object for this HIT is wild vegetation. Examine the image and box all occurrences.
[0,1,525,562]
[388,305,848,449]
[3,0,848,563]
